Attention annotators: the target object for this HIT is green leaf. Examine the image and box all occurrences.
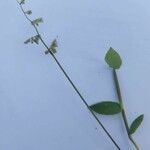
[129,115,144,135]
[25,10,32,15]
[90,101,122,115]
[105,47,122,69]
[31,18,43,26]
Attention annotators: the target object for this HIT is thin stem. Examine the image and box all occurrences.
[16,1,121,149]
[113,69,139,150]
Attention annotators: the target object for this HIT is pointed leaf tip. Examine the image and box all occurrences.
[129,114,144,135]
[105,47,122,69]
[90,101,122,115]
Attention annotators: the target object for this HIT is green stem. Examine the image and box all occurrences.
[113,69,139,150]
[16,1,121,149]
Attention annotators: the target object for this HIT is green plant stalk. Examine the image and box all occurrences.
[113,69,139,150]
[16,1,121,149]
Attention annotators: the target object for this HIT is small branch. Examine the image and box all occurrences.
[16,1,121,149]
[113,69,139,150]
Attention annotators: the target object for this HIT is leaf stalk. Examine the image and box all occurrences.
[113,69,139,150]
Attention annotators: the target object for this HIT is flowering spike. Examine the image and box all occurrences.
[45,39,58,55]
[31,18,43,26]
[24,35,41,45]
[25,10,32,15]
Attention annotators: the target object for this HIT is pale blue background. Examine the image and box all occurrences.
[0,0,149,149]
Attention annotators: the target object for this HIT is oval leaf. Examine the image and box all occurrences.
[90,101,122,115]
[105,47,122,69]
[129,114,144,135]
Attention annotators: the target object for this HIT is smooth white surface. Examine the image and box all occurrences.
[0,0,149,149]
